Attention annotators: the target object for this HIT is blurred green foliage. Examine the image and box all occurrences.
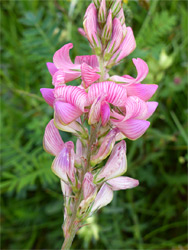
[1,0,187,249]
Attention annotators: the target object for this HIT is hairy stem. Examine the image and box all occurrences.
[61,125,99,250]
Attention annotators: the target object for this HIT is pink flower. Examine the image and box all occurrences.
[111,96,158,140]
[46,43,100,86]
[54,85,88,125]
[107,176,139,191]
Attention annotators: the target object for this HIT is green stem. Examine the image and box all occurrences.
[61,125,99,250]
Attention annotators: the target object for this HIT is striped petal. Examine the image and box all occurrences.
[54,101,82,125]
[74,55,99,68]
[46,62,58,76]
[109,27,136,65]
[88,81,127,107]
[52,141,75,183]
[95,140,127,182]
[107,177,139,191]
[43,119,64,156]
[81,63,100,88]
[53,43,78,70]
[83,172,96,200]
[123,96,148,121]
[88,95,104,125]
[54,85,88,112]
[91,183,113,213]
[122,58,149,84]
[124,83,158,101]
[52,69,81,86]
[113,119,150,140]
[40,88,55,107]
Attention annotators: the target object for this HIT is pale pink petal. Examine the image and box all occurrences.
[113,118,150,140]
[54,85,88,112]
[122,58,149,84]
[88,81,127,107]
[96,140,127,182]
[91,128,119,166]
[88,95,104,125]
[74,55,99,68]
[52,141,75,183]
[81,63,100,88]
[46,62,58,76]
[91,183,113,212]
[142,102,158,120]
[124,83,158,101]
[109,75,128,83]
[104,18,123,58]
[54,101,82,125]
[61,180,72,196]
[83,172,96,200]
[53,43,79,70]
[101,102,110,126]
[52,69,81,86]
[40,88,55,107]
[109,27,136,65]
[123,96,148,121]
[107,177,139,191]
[43,119,64,156]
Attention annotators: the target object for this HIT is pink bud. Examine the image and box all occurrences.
[95,140,127,182]
[91,183,113,212]
[111,0,122,18]
[116,8,125,25]
[98,0,107,23]
[52,141,75,183]
[91,128,119,166]
[83,172,96,199]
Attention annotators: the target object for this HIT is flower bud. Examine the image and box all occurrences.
[93,0,101,9]
[52,141,75,184]
[95,140,127,183]
[116,8,125,25]
[107,177,139,191]
[111,0,122,18]
[98,0,107,24]
[91,183,113,213]
[83,3,102,55]
[101,9,112,44]
[91,128,119,166]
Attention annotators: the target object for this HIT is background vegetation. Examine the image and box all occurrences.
[1,0,187,249]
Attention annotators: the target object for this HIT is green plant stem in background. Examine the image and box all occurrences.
[61,125,99,250]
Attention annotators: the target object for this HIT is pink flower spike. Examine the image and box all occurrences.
[101,101,110,126]
[95,140,127,182]
[54,85,88,112]
[142,102,158,120]
[113,119,150,140]
[46,62,58,76]
[104,18,123,60]
[122,58,149,84]
[43,119,64,156]
[91,128,119,166]
[81,63,100,88]
[109,27,136,65]
[40,88,55,107]
[83,172,96,200]
[91,183,113,213]
[54,101,83,125]
[107,177,139,191]
[74,55,99,68]
[52,141,75,183]
[53,43,78,70]
[88,81,127,107]
[124,83,158,101]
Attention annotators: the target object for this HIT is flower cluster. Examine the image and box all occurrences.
[40,0,158,243]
